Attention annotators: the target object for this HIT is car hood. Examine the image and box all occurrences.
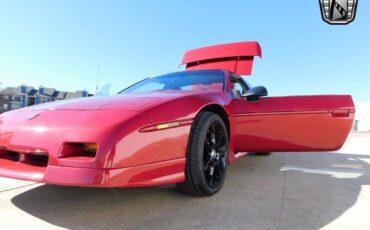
[16,93,172,111]
[11,91,212,112]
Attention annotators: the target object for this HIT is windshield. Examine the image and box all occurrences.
[120,70,225,93]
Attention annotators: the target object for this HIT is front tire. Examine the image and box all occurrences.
[177,112,229,196]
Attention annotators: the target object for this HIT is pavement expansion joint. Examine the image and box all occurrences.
[0,182,39,193]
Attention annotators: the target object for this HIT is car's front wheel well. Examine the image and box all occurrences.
[199,104,230,140]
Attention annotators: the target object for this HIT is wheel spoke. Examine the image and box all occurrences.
[214,165,222,180]
[203,159,212,171]
[202,120,228,189]
[217,158,226,172]
[209,165,214,176]
[210,124,216,145]
[217,133,226,147]
[205,131,211,145]
[209,166,215,186]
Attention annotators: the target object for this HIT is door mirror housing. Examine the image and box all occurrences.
[242,86,268,102]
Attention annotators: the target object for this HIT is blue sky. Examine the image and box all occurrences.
[0,1,369,101]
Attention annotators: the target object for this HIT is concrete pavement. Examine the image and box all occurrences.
[1,133,370,230]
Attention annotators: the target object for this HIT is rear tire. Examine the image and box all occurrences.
[252,152,271,156]
[177,112,229,196]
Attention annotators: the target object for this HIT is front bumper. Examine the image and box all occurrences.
[0,157,186,187]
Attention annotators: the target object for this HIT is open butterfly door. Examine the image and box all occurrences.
[180,41,261,75]
[232,95,356,152]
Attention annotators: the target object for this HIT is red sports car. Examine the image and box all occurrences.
[0,42,355,196]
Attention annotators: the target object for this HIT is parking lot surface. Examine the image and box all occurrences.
[1,133,370,230]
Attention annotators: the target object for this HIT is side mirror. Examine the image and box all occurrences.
[242,86,268,102]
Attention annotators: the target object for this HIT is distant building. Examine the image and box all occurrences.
[0,85,90,114]
[0,96,8,112]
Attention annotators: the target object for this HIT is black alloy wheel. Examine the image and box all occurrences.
[177,111,229,196]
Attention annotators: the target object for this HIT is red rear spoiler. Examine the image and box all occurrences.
[180,41,262,76]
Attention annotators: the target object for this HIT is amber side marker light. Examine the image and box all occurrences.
[59,143,98,158]
[139,120,193,132]
[156,121,180,129]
